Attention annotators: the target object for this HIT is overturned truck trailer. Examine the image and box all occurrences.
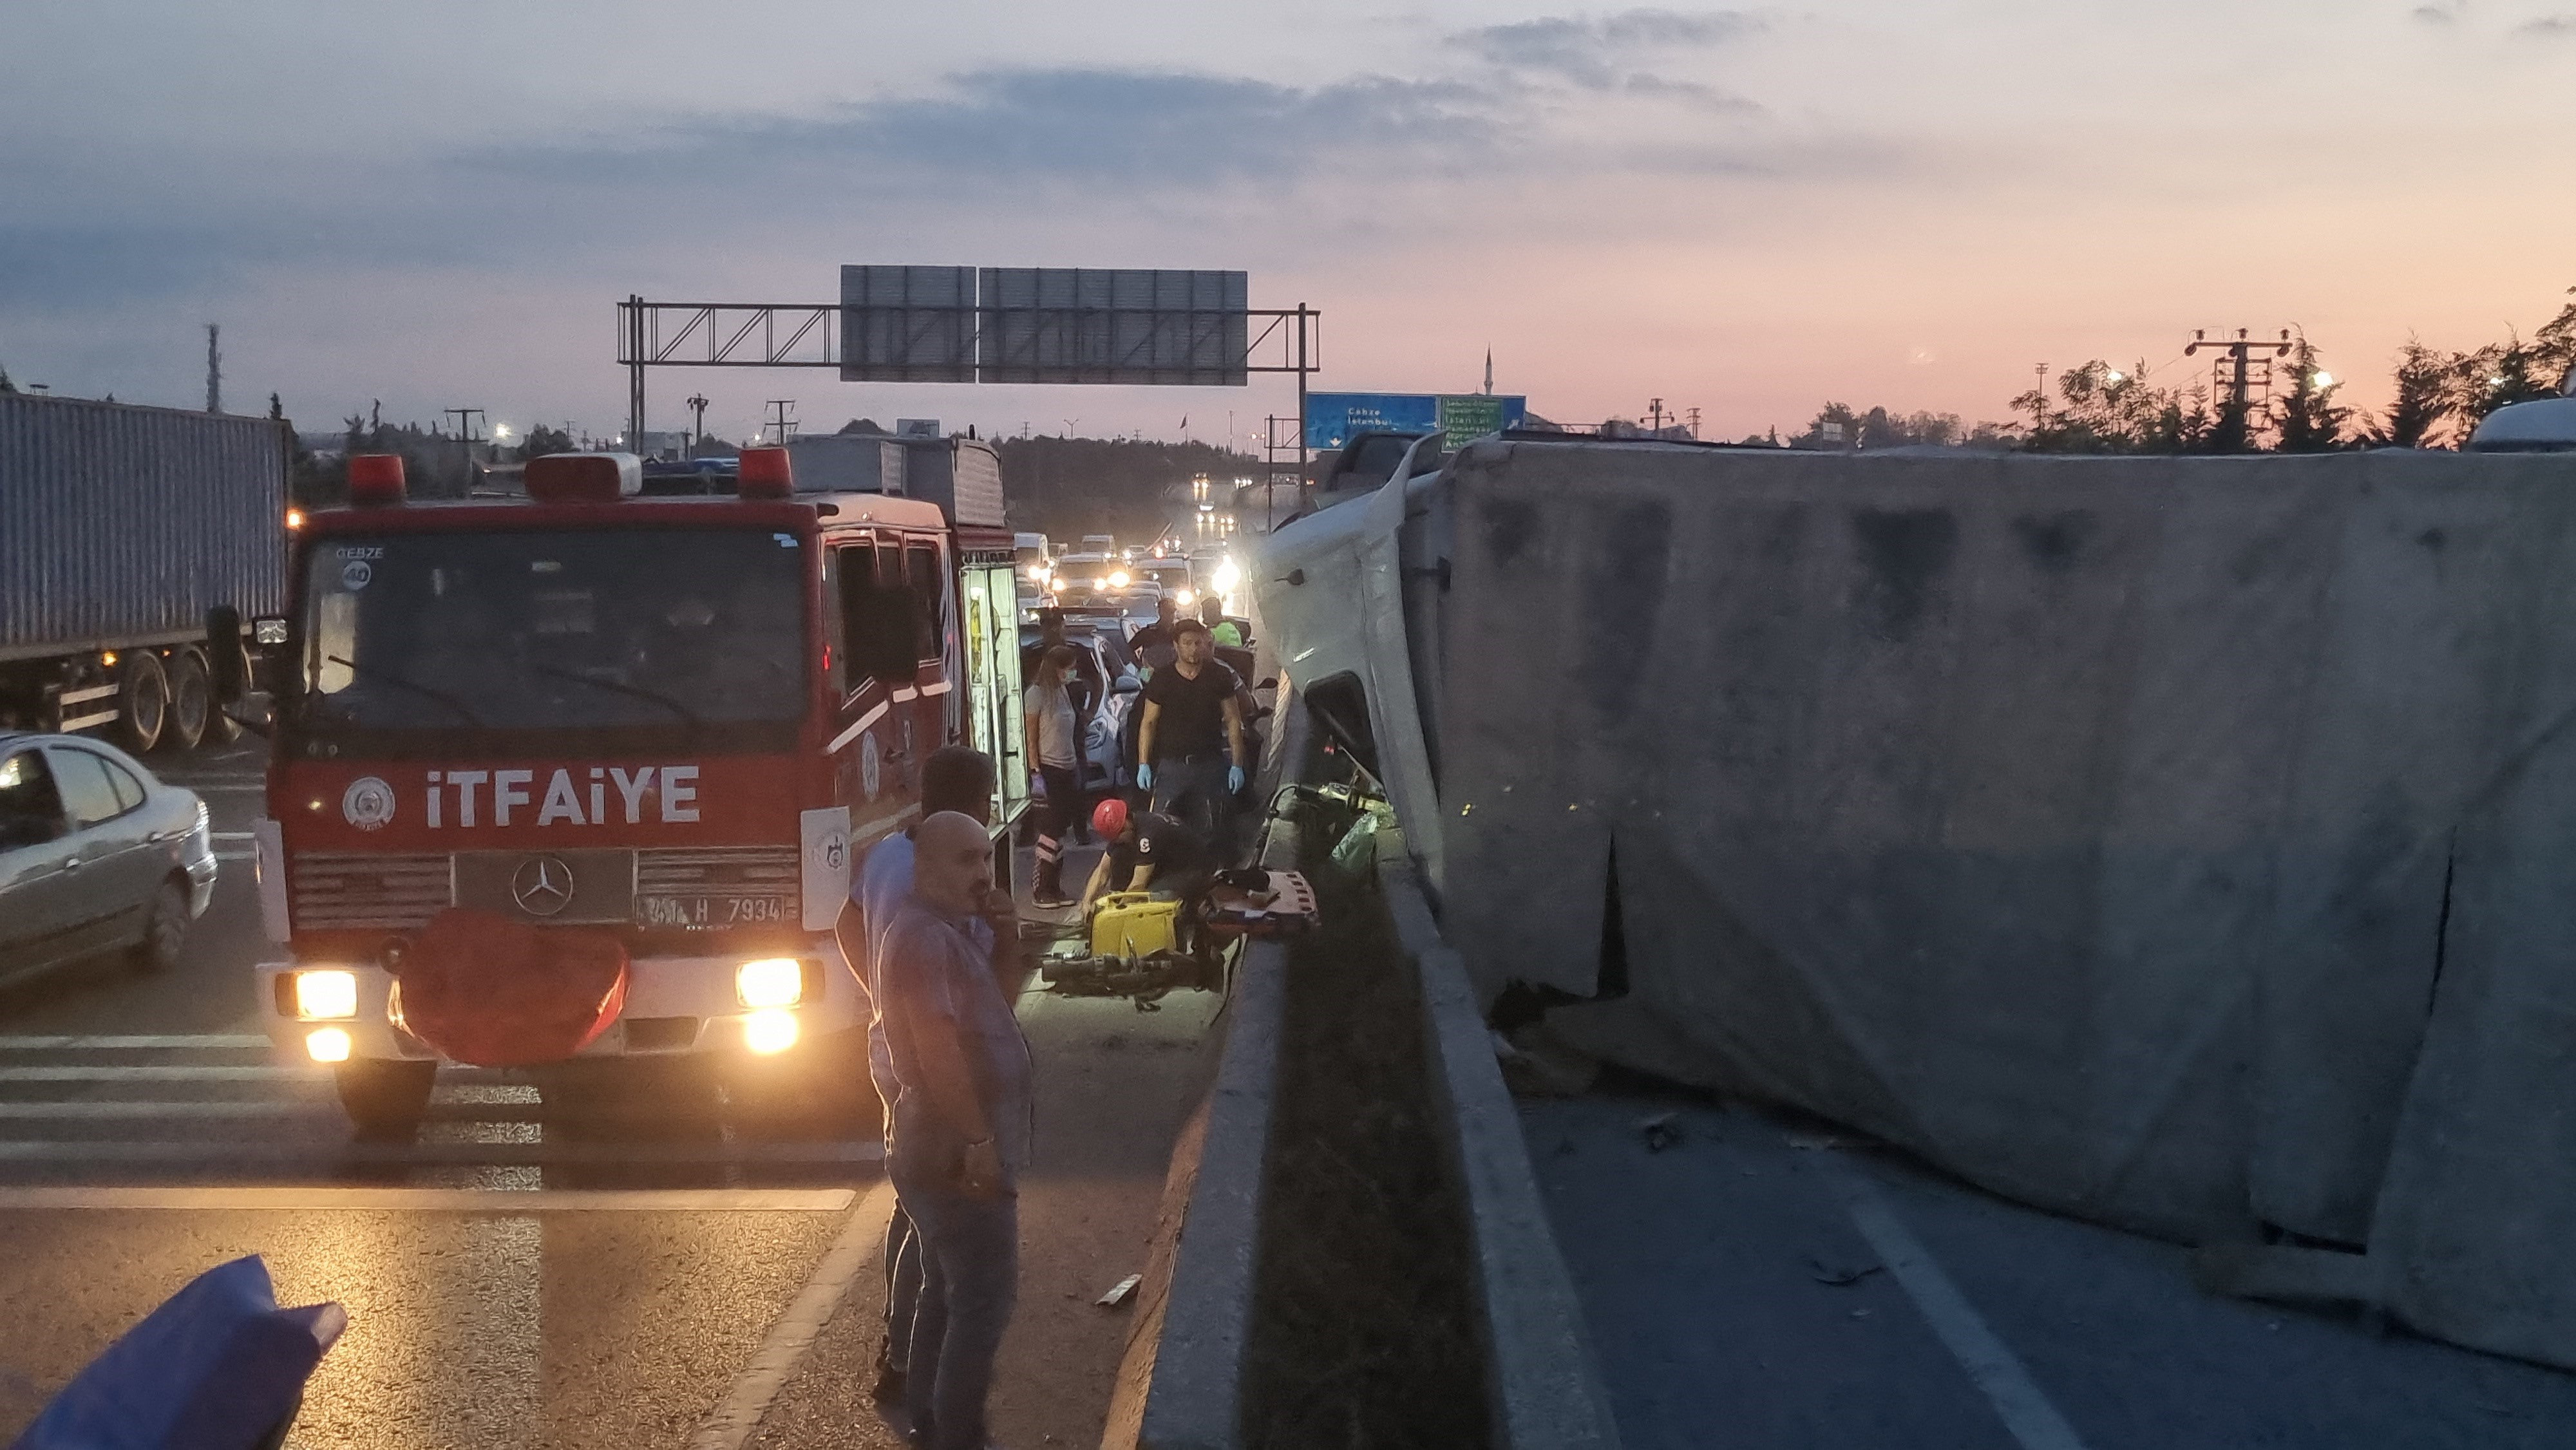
[1257,437,2576,1370]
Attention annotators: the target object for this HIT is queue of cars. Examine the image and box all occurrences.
[1010,535,1260,798]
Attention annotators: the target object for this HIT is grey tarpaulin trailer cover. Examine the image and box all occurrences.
[1255,438,2576,1371]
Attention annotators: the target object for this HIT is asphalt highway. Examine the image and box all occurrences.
[1524,1086,2576,1449]
[0,740,1219,1449]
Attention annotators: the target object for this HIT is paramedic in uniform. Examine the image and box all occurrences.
[1075,796,1215,913]
[1134,619,1247,854]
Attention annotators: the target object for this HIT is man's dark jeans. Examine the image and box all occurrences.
[1150,752,1237,858]
[891,1148,1019,1450]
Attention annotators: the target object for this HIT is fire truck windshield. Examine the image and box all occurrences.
[298,527,806,744]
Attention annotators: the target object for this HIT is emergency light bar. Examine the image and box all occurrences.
[347,454,406,506]
[737,446,793,498]
[526,451,643,503]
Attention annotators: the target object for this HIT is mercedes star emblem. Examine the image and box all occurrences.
[511,854,576,917]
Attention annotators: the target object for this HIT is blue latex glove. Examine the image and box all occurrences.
[1229,765,1247,793]
[1135,762,1155,790]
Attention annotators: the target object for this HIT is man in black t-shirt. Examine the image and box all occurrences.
[1126,596,1182,659]
[1135,620,1247,853]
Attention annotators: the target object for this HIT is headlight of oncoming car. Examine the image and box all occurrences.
[735,957,806,1009]
[290,969,358,1019]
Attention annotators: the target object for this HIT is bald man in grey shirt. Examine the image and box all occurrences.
[876,811,1032,1450]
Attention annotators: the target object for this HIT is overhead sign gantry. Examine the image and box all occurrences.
[616,267,1318,464]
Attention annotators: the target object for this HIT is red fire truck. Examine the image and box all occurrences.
[249,447,1028,1138]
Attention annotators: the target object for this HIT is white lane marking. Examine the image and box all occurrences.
[828,699,892,754]
[0,1138,885,1167]
[890,684,919,702]
[185,783,267,793]
[0,1186,857,1212]
[216,851,253,861]
[688,1180,898,1450]
[0,1033,269,1050]
[1821,1158,2093,1450]
[920,679,952,696]
[0,1100,324,1120]
[213,831,256,840]
[0,1065,312,1082]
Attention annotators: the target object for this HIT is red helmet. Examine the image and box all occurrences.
[1090,797,1132,838]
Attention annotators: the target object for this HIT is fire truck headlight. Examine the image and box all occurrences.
[305,1027,354,1063]
[744,1010,800,1055]
[735,957,805,1009]
[294,970,359,1020]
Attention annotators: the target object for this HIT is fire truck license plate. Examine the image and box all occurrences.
[637,894,794,929]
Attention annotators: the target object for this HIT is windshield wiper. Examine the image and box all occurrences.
[527,664,709,730]
[323,655,486,726]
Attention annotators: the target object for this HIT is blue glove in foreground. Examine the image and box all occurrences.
[1229,765,1247,793]
[1135,762,1155,790]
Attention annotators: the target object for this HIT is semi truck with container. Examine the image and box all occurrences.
[0,392,290,752]
[247,446,1028,1137]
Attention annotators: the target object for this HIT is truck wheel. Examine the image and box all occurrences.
[128,879,189,974]
[334,1058,436,1142]
[160,646,211,752]
[112,650,168,753]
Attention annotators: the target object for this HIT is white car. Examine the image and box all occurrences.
[0,731,216,984]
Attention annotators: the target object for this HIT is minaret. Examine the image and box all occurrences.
[1483,348,1493,396]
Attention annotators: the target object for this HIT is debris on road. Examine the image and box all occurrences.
[1096,1273,1143,1308]
[1804,1254,1884,1287]
[1639,1112,1683,1152]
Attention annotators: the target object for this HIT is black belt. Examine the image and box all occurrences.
[1162,750,1230,765]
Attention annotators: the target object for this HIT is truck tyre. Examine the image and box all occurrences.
[160,646,211,752]
[113,650,168,754]
[334,1058,437,1142]
[129,878,189,974]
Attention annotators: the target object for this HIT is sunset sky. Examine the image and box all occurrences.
[5,1,2572,446]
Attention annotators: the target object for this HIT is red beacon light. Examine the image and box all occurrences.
[737,446,794,499]
[347,453,406,506]
[525,451,642,504]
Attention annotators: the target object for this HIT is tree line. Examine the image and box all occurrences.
[1772,285,2576,455]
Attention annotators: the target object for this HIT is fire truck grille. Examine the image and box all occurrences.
[290,852,454,931]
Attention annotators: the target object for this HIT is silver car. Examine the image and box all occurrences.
[0,731,216,984]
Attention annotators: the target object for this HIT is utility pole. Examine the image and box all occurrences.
[204,324,221,414]
[1685,406,1701,440]
[1645,398,1668,432]
[765,399,797,444]
[2029,364,2049,434]
[685,393,710,454]
[442,407,486,455]
[2186,328,2293,428]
